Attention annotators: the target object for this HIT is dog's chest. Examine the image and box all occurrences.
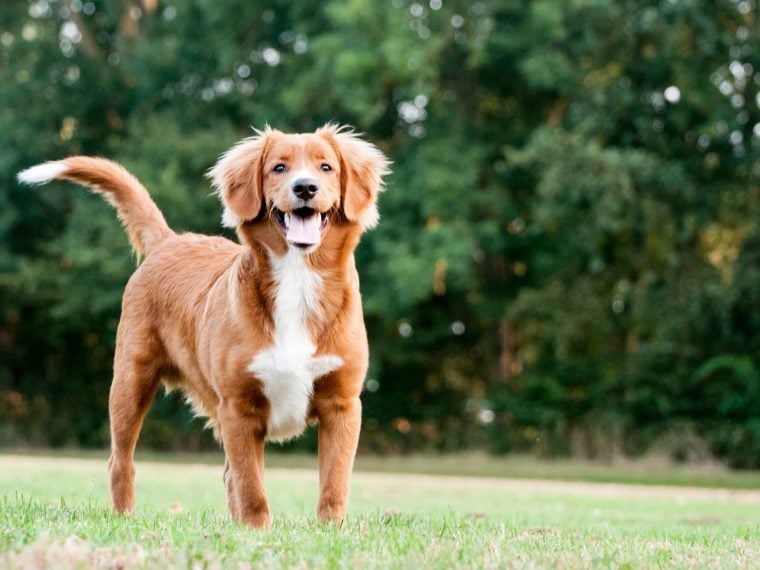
[247,250,343,442]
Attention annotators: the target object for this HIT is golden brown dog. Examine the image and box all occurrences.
[18,124,390,528]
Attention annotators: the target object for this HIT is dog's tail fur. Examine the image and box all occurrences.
[18,157,175,258]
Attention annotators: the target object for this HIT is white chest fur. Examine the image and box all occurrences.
[247,249,343,442]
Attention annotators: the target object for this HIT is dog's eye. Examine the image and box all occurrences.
[320,164,332,172]
[273,163,286,173]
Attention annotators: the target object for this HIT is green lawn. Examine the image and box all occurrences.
[1,453,759,568]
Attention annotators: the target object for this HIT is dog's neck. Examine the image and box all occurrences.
[234,221,363,337]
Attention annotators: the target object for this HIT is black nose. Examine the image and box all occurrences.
[292,177,318,200]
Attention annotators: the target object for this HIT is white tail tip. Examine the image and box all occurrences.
[17,161,69,185]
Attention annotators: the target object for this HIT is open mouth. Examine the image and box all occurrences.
[274,207,330,248]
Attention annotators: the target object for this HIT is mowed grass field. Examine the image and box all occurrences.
[1,453,759,568]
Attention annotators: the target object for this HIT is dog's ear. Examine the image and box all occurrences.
[318,124,391,230]
[208,129,272,227]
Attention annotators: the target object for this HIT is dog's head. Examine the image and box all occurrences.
[209,124,390,253]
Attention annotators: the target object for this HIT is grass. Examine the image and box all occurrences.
[1,453,759,568]
[9,447,760,489]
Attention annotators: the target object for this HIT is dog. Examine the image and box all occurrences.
[18,124,390,528]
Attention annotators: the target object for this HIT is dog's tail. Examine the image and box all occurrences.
[18,157,175,258]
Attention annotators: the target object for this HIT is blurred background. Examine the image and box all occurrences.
[0,0,758,468]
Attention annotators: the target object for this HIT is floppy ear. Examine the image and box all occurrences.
[318,124,391,230]
[208,129,272,228]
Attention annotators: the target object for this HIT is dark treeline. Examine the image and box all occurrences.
[1,1,759,467]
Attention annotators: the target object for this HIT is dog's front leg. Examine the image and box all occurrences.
[313,390,362,523]
[222,458,240,521]
[217,395,270,528]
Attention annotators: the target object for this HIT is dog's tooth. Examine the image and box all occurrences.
[284,213,291,229]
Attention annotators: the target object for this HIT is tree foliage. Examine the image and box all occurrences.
[1,0,758,466]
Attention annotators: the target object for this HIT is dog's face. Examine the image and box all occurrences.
[263,134,341,250]
[210,124,389,252]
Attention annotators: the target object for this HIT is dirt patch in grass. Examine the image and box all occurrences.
[2,536,150,570]
[349,470,760,504]
[3,454,760,505]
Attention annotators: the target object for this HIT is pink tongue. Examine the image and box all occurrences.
[287,212,322,245]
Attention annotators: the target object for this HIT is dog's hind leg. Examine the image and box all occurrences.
[107,330,162,514]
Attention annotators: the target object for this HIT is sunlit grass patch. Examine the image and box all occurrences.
[1,454,759,568]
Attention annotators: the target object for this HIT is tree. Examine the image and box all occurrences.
[1,0,758,466]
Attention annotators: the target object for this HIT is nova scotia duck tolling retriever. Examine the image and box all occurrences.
[18,124,391,528]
